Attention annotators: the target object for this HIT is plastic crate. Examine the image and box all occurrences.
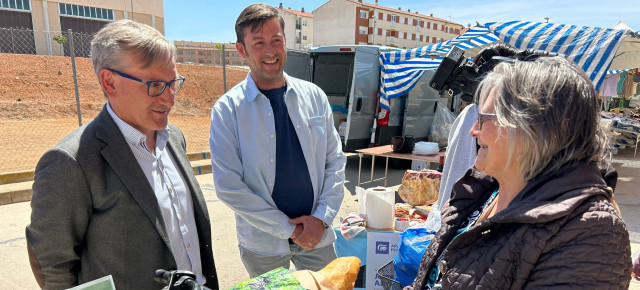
[377,260,403,290]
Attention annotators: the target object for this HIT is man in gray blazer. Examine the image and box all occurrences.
[25,19,218,290]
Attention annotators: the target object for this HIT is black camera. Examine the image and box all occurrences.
[155,269,211,290]
[429,45,559,103]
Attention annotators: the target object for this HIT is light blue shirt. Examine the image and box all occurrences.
[106,104,204,283]
[209,72,346,255]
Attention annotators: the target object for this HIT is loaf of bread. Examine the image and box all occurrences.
[293,256,361,290]
[318,256,361,290]
[397,169,441,206]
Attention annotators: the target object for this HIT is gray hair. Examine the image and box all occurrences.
[476,56,606,181]
[90,19,175,81]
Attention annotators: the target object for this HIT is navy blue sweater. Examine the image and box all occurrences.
[260,86,314,220]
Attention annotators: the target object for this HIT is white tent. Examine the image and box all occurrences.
[378,21,640,110]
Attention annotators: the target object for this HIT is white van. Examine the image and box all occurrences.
[284,45,442,151]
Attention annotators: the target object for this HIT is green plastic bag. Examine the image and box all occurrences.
[229,267,305,290]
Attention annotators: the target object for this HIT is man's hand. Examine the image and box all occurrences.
[288,216,326,250]
[289,224,303,240]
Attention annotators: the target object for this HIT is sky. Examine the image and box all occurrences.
[164,0,640,44]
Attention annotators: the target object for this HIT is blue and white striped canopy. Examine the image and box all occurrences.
[379,21,639,110]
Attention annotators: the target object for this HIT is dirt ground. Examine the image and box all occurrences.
[0,53,247,173]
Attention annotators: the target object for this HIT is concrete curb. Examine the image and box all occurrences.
[0,152,212,206]
[187,151,211,161]
[0,181,33,205]
[0,170,34,185]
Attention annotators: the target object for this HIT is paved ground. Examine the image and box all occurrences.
[1,149,638,289]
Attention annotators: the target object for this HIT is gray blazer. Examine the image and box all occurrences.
[26,106,218,290]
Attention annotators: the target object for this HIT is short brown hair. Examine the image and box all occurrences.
[235,4,285,45]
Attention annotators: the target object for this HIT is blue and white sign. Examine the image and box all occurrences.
[366,231,401,290]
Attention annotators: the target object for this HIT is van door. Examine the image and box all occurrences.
[343,46,380,151]
[403,71,441,141]
[284,49,311,81]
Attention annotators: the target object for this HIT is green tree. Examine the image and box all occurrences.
[53,35,67,45]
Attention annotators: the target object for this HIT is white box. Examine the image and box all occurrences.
[366,231,401,290]
[411,160,427,171]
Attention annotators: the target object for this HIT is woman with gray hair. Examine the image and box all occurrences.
[406,57,632,289]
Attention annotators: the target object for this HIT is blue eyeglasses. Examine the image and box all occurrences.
[477,112,497,130]
[109,69,185,97]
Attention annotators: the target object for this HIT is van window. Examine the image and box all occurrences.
[313,54,354,97]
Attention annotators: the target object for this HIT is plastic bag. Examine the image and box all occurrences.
[429,103,457,147]
[392,227,436,287]
[229,267,305,290]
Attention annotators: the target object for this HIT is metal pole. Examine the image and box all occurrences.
[222,43,227,93]
[68,29,82,126]
[10,27,15,53]
[130,0,134,20]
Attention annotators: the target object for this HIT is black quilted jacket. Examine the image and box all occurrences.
[407,162,632,289]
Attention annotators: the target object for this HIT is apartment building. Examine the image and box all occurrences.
[0,0,164,56]
[313,0,463,49]
[277,4,313,51]
[174,41,247,67]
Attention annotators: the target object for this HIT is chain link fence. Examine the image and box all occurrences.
[0,28,213,174]
[0,27,94,57]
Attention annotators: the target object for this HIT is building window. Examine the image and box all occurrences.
[381,29,386,36]
[416,20,421,31]
[360,10,367,18]
[433,23,438,30]
[391,14,396,27]
[303,19,308,26]
[399,16,403,24]
[1,0,30,10]
[378,12,383,19]
[390,35,395,42]
[58,3,114,20]
[302,35,307,40]
[403,32,407,39]
[359,26,367,35]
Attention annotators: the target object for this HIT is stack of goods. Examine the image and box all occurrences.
[395,203,430,222]
[395,203,431,231]
[397,169,442,206]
